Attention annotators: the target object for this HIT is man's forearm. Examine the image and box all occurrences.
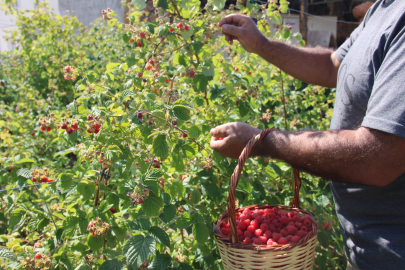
[257,127,405,187]
[255,39,338,88]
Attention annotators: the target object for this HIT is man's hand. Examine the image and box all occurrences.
[218,14,267,53]
[210,122,263,159]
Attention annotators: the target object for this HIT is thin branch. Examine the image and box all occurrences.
[169,0,183,19]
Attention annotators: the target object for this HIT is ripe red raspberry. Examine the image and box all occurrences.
[87,128,93,134]
[272,232,281,242]
[182,133,187,138]
[46,126,51,132]
[288,211,297,218]
[249,71,252,75]
[254,229,263,237]
[237,229,243,236]
[40,176,49,183]
[286,235,293,242]
[87,114,93,120]
[267,239,276,246]
[64,66,71,72]
[137,42,142,47]
[271,219,280,228]
[190,70,195,77]
[243,237,252,244]
[169,28,174,32]
[260,223,268,231]
[40,125,46,131]
[166,78,170,82]
[288,25,292,30]
[185,25,189,30]
[295,222,302,228]
[92,232,96,237]
[177,23,183,28]
[139,199,144,204]
[291,236,301,243]
[88,223,93,228]
[293,215,301,222]
[221,228,229,236]
[109,208,116,213]
[259,236,267,243]
[243,219,250,227]
[262,117,267,121]
[266,212,276,220]
[253,238,262,245]
[322,222,327,228]
[327,225,332,230]
[236,100,239,106]
[140,32,146,38]
[278,237,288,245]
[287,225,298,235]
[288,221,295,226]
[296,230,307,238]
[238,222,246,231]
[235,67,238,72]
[71,123,78,130]
[149,59,154,65]
[264,230,272,239]
[153,164,160,169]
[137,72,143,78]
[271,207,278,214]
[146,65,152,71]
[61,123,67,129]
[244,231,252,238]
[280,216,288,225]
[247,225,255,234]
[137,112,143,119]
[280,229,288,237]
[300,226,308,232]
[251,219,260,229]
[94,128,100,134]
[32,177,36,182]
[268,224,277,232]
[64,74,71,81]
[303,220,312,227]
[35,253,42,259]
[66,128,73,135]
[31,132,35,136]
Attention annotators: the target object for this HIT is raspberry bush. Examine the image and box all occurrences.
[0,0,343,269]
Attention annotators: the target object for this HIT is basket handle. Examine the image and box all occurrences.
[227,128,303,244]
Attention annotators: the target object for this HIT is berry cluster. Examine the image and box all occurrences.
[57,116,78,135]
[220,208,312,246]
[152,157,160,169]
[20,253,51,270]
[101,8,114,21]
[127,187,150,205]
[31,168,54,184]
[39,113,55,132]
[86,114,103,134]
[322,222,332,230]
[63,65,76,81]
[261,109,272,122]
[87,217,110,238]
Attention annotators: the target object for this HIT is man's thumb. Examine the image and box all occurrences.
[222,24,242,37]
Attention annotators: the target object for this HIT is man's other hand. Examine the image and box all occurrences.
[218,14,267,53]
[210,122,263,159]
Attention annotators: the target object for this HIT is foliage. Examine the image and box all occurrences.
[0,0,343,269]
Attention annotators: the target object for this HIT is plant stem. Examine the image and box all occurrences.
[169,0,183,19]
[36,187,58,230]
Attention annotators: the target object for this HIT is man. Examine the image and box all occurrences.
[210,0,405,269]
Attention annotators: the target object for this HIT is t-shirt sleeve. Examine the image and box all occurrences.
[361,27,405,138]
[335,21,365,63]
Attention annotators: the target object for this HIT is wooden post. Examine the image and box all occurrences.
[299,0,308,43]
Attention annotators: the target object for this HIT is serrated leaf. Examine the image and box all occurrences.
[62,216,80,229]
[122,89,136,98]
[77,181,96,201]
[193,74,208,92]
[123,235,156,266]
[144,169,163,181]
[163,205,176,223]
[17,168,32,179]
[0,248,17,261]
[8,209,26,233]
[87,234,104,252]
[123,33,131,43]
[172,144,185,172]
[149,226,170,247]
[191,189,201,204]
[152,135,169,159]
[74,264,91,270]
[171,105,190,121]
[128,218,151,231]
[15,158,35,164]
[188,126,201,138]
[99,259,124,270]
[147,254,171,270]
[141,192,164,217]
[193,223,209,244]
[176,213,192,230]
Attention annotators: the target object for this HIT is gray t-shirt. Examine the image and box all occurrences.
[331,0,405,269]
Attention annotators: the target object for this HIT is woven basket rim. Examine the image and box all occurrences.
[214,204,318,252]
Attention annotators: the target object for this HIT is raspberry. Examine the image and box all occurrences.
[221,228,229,236]
[94,128,100,134]
[149,59,154,65]
[260,223,268,231]
[267,239,275,246]
[280,212,288,218]
[258,210,264,216]
[295,222,302,228]
[243,237,252,244]
[280,216,288,225]
[137,72,143,78]
[238,222,246,231]
[288,25,292,30]
[235,100,239,106]
[190,70,195,77]
[92,232,96,237]
[46,126,51,131]
[40,176,49,183]
[171,120,177,126]
[280,229,288,237]
[254,229,263,237]
[264,230,272,239]
[296,230,307,238]
[32,177,36,182]
[322,222,327,228]
[278,237,288,245]
[66,128,73,135]
[235,67,238,71]
[137,112,143,119]
[262,219,270,224]
[271,207,278,214]
[109,208,116,213]
[271,219,280,227]
[244,231,252,238]
[247,225,255,234]
[87,129,93,134]
[300,226,308,232]
[256,216,263,223]
[237,229,243,236]
[272,233,281,242]
[166,78,170,82]
[71,123,78,130]
[153,164,160,169]
[169,28,174,32]
[291,236,301,243]
[137,42,142,47]
[259,236,267,243]
[87,114,93,120]
[264,208,272,214]
[35,253,42,259]
[288,222,295,226]
[61,123,67,129]
[238,235,244,241]
[182,133,187,138]
[327,225,332,230]
[64,74,71,81]
[293,215,301,222]
[251,219,260,229]
[184,25,189,30]
[268,224,277,232]
[31,132,35,136]
[286,235,293,242]
[249,71,252,75]
[287,226,298,235]
[303,220,312,227]
[140,32,146,38]
[177,23,183,28]
[288,211,297,218]
[253,238,262,245]
[64,66,71,72]
[88,223,94,228]
[266,212,276,220]
[40,125,46,131]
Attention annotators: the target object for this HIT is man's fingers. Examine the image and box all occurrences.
[210,125,229,137]
[218,14,248,27]
[221,24,243,38]
[210,136,227,151]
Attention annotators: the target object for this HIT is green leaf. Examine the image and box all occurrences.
[176,213,192,230]
[163,205,176,223]
[99,259,124,270]
[74,264,91,270]
[191,189,201,204]
[0,248,17,261]
[62,216,80,229]
[147,254,171,270]
[152,135,169,159]
[128,218,151,231]
[15,158,35,164]
[193,223,209,244]
[171,105,190,121]
[172,144,185,172]
[149,226,170,247]
[123,33,131,43]
[212,0,226,10]
[8,209,25,233]
[317,195,330,207]
[87,235,104,252]
[188,126,201,138]
[77,181,96,201]
[141,192,164,217]
[156,0,168,9]
[237,178,252,193]
[123,235,156,266]
[106,63,120,73]
[238,100,249,117]
[193,74,208,92]
[144,170,163,181]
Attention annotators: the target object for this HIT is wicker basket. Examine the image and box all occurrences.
[213,128,318,270]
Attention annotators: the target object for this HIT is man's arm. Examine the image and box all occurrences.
[210,122,405,187]
[219,14,340,88]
